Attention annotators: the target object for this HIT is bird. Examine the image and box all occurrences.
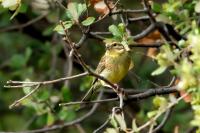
[81,42,133,102]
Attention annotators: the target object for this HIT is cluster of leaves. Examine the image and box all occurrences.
[152,0,200,130]
[105,23,133,47]
[152,0,200,35]
[54,2,95,34]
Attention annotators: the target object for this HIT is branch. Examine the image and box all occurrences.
[143,0,156,23]
[75,34,87,48]
[88,32,105,41]
[128,86,177,101]
[132,24,156,40]
[93,117,111,133]
[9,84,41,109]
[111,9,147,15]
[0,13,48,32]
[59,97,118,106]
[60,86,178,106]
[5,72,89,88]
[0,91,104,133]
[129,42,162,48]
[152,108,172,133]
[135,92,189,132]
[104,0,112,14]
[128,16,152,22]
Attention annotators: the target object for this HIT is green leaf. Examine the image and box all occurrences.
[42,25,54,36]
[54,21,73,35]
[81,17,95,26]
[108,25,122,38]
[19,3,28,13]
[22,79,32,95]
[105,128,118,133]
[37,90,50,101]
[67,2,79,21]
[118,23,125,34]
[25,47,32,62]
[110,116,118,128]
[61,86,72,101]
[195,1,200,13]
[80,76,93,91]
[58,107,76,121]
[9,54,26,69]
[132,119,138,132]
[47,112,55,126]
[67,2,86,22]
[153,96,167,108]
[151,66,167,76]
[77,3,86,17]
[66,11,73,19]
[151,2,161,13]
[114,114,127,130]
[147,110,158,118]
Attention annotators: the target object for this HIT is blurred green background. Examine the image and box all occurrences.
[0,0,192,132]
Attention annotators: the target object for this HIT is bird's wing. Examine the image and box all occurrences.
[81,55,106,102]
[91,54,106,84]
[95,54,106,74]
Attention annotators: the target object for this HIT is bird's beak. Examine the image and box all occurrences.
[106,45,111,50]
[124,45,130,52]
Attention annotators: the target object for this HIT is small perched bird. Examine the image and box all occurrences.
[81,42,133,101]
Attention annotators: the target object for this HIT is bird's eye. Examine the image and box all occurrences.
[113,44,117,47]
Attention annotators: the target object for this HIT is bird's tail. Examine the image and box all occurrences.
[81,83,100,102]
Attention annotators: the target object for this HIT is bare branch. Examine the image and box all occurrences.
[132,24,156,40]
[111,9,147,15]
[60,86,178,106]
[93,117,111,133]
[0,13,48,32]
[5,72,89,88]
[135,92,189,132]
[9,84,41,109]
[152,108,172,133]
[0,91,104,133]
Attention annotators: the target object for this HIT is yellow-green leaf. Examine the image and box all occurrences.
[54,21,73,35]
[81,17,95,26]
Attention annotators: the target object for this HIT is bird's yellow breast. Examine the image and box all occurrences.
[100,51,131,84]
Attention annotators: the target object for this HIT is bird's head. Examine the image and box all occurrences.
[105,42,130,55]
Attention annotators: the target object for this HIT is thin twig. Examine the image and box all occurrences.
[93,117,111,133]
[9,84,41,109]
[132,24,156,40]
[64,49,74,86]
[135,92,189,132]
[59,97,118,106]
[129,42,162,48]
[0,13,48,32]
[0,91,104,133]
[152,108,172,133]
[111,9,147,15]
[60,86,178,106]
[5,72,89,88]
[55,0,67,10]
[104,0,112,14]
[90,31,112,35]
[128,16,151,22]
[143,0,156,23]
